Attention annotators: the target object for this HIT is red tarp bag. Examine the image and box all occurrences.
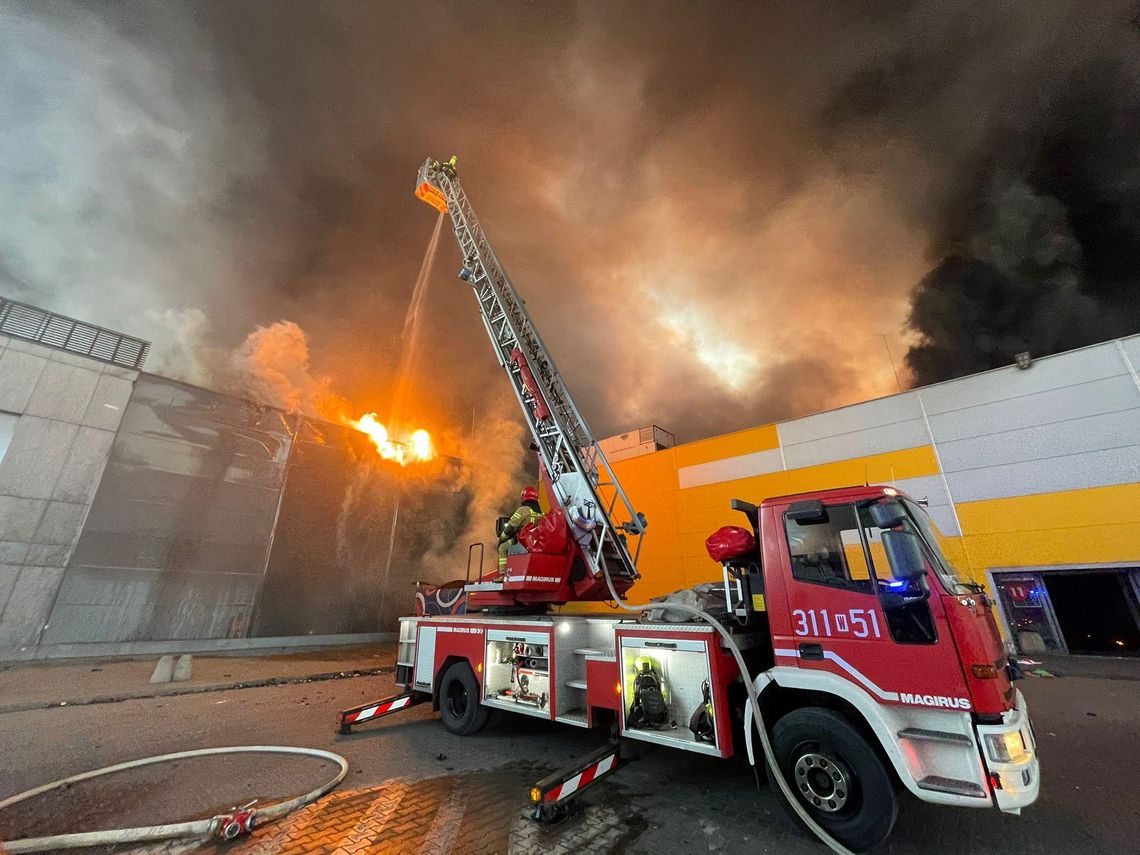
[518,508,570,554]
[705,525,756,562]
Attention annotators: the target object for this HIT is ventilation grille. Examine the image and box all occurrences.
[0,297,149,369]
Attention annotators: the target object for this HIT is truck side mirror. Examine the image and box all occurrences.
[730,498,760,539]
[869,500,907,529]
[787,499,827,523]
[881,530,926,580]
[495,516,508,538]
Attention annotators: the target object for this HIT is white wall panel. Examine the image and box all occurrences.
[935,409,1140,473]
[919,342,1127,416]
[0,416,79,500]
[0,349,48,413]
[778,393,924,444]
[780,418,929,470]
[925,375,1140,443]
[945,446,1140,503]
[23,361,101,424]
[1120,335,1140,383]
[892,474,960,535]
[678,447,783,489]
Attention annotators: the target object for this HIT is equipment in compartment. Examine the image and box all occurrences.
[492,640,550,710]
[626,656,674,730]
[688,679,715,745]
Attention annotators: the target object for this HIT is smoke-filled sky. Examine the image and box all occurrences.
[2,0,1139,447]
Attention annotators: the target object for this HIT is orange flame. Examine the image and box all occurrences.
[345,413,434,465]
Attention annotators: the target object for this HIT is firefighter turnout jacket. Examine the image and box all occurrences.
[498,499,542,573]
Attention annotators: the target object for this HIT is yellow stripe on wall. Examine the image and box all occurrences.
[952,483,1140,576]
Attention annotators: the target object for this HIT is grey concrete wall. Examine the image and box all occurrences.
[40,374,293,645]
[0,335,135,654]
[0,332,475,660]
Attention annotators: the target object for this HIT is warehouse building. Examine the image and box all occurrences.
[3,296,1138,660]
[606,335,1140,657]
[0,298,466,661]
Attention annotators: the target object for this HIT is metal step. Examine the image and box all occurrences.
[555,708,589,728]
[898,728,974,746]
[573,648,603,656]
[564,679,587,690]
[917,775,988,798]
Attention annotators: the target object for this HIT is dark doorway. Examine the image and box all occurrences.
[1042,571,1140,655]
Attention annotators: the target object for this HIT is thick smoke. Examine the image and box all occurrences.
[2,0,1139,444]
[228,321,345,416]
[821,3,1140,382]
[220,320,527,583]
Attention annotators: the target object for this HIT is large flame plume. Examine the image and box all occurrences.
[228,320,435,466]
[344,413,434,465]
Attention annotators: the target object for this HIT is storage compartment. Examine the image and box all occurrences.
[551,616,625,726]
[618,634,719,754]
[485,629,551,713]
[396,618,418,687]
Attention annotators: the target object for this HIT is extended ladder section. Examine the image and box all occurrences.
[416,158,645,587]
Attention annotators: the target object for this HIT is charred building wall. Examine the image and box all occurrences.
[0,335,467,660]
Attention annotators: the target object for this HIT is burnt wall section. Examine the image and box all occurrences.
[251,417,382,637]
[252,417,471,636]
[2,360,469,657]
[40,375,291,644]
[0,335,133,653]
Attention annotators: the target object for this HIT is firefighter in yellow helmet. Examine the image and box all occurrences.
[498,486,542,578]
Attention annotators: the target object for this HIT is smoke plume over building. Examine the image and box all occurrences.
[2,0,1138,444]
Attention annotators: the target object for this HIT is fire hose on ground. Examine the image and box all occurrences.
[0,745,349,853]
[599,558,858,855]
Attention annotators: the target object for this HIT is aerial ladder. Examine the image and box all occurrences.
[415,156,646,609]
[339,160,1041,855]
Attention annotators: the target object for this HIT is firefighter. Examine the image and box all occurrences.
[498,486,542,577]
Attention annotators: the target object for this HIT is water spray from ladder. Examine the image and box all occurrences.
[389,212,445,429]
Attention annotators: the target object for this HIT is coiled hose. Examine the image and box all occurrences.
[0,745,348,853]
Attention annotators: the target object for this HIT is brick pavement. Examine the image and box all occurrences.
[122,765,644,855]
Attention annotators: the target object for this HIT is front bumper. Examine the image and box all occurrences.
[976,688,1040,813]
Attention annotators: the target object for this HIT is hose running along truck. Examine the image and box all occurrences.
[339,157,1040,853]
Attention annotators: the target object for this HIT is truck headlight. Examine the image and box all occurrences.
[985,731,1029,764]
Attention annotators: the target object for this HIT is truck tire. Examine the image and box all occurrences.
[438,662,490,735]
[767,707,897,853]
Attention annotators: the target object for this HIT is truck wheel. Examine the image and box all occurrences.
[438,662,490,735]
[767,707,897,853]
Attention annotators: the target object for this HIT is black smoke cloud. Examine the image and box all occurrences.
[822,5,1140,383]
[2,0,1138,443]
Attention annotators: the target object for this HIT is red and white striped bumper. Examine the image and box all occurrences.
[542,751,617,802]
[531,742,623,811]
[338,692,420,732]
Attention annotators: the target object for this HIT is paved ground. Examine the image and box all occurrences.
[0,644,396,712]
[1,655,1138,854]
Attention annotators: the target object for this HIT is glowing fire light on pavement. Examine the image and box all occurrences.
[346,413,434,464]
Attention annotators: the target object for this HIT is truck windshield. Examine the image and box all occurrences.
[900,499,973,595]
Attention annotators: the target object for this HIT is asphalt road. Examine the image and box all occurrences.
[1,664,1137,854]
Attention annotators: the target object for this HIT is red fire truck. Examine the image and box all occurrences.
[339,158,1040,852]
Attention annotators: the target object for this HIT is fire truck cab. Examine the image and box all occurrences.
[361,485,1038,851]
